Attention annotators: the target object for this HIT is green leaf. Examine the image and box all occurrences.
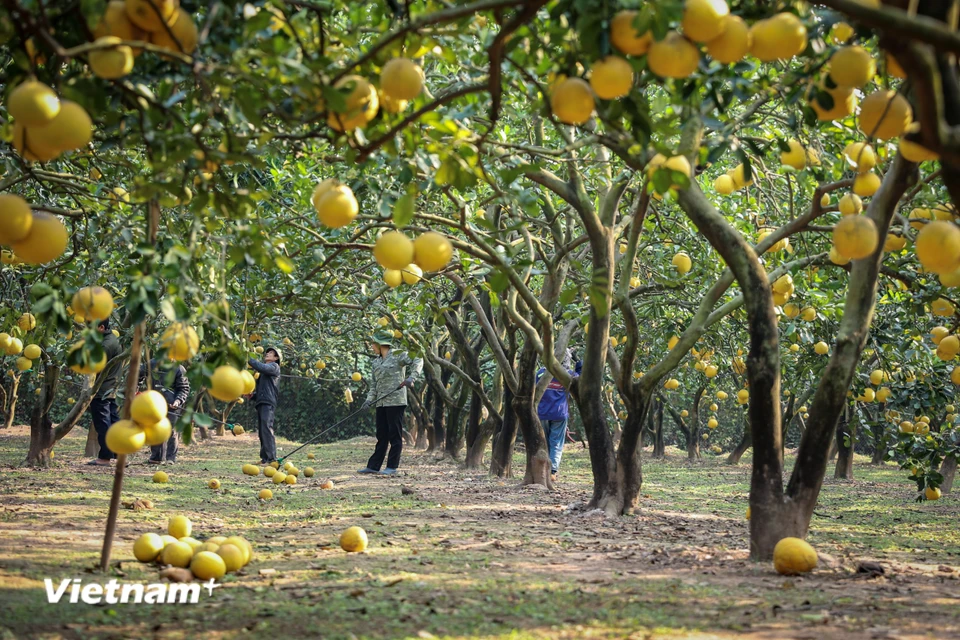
[275,256,295,274]
[393,188,417,229]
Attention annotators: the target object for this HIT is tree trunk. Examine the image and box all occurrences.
[402,412,416,446]
[465,416,497,469]
[27,406,55,467]
[652,399,665,459]
[834,405,855,479]
[3,374,20,429]
[430,390,446,455]
[512,343,553,487]
[85,423,99,457]
[726,413,751,465]
[941,456,957,493]
[443,387,468,461]
[490,387,516,477]
[688,389,704,461]
[870,423,886,464]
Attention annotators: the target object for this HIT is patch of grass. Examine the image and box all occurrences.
[0,425,958,640]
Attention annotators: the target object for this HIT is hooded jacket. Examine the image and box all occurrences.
[93,331,124,400]
[536,360,582,421]
[249,358,280,407]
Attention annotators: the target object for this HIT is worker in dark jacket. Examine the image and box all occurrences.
[139,359,190,464]
[86,319,124,466]
[248,347,281,464]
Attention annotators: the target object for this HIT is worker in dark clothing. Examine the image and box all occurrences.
[248,347,281,464]
[139,359,190,464]
[86,319,124,466]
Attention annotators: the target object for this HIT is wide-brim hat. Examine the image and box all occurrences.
[264,347,283,363]
[372,330,394,347]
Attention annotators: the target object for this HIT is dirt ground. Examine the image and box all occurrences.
[0,423,958,640]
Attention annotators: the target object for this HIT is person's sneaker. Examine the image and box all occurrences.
[551,473,558,482]
[380,468,398,476]
[146,459,162,465]
[357,467,379,474]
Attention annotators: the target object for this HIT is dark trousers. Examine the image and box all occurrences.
[89,398,120,460]
[257,403,277,463]
[149,411,180,462]
[367,405,405,471]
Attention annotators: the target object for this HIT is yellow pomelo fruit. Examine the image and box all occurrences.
[413,231,453,272]
[307,452,316,459]
[67,341,107,373]
[272,471,287,484]
[161,322,199,361]
[610,10,652,55]
[149,8,198,54]
[379,91,408,114]
[124,0,178,32]
[664,155,691,178]
[737,389,749,403]
[142,417,172,446]
[933,297,956,317]
[915,221,960,274]
[589,56,634,100]
[664,378,680,390]
[853,171,881,197]
[952,366,960,385]
[884,234,906,252]
[728,163,753,189]
[241,463,259,475]
[310,178,340,212]
[672,252,692,274]
[190,551,226,579]
[351,372,362,381]
[178,536,202,550]
[217,544,245,572]
[95,1,145,50]
[401,263,423,285]
[327,75,379,132]
[259,488,273,500]
[340,526,368,552]
[153,470,169,483]
[939,269,960,288]
[240,369,256,395]
[383,269,403,288]
[160,541,193,568]
[811,85,856,121]
[909,207,932,231]
[869,369,884,386]
[550,77,595,125]
[133,533,165,562]
[773,537,818,575]
[72,286,114,322]
[11,211,67,265]
[705,364,719,378]
[198,542,220,554]
[839,193,863,216]
[800,307,816,321]
[714,174,735,194]
[380,58,423,101]
[932,326,950,344]
[833,215,878,260]
[209,366,244,402]
[223,537,252,566]
[886,53,905,78]
[682,0,729,43]
[15,357,32,371]
[780,139,806,171]
[707,418,718,429]
[5,337,23,356]
[859,90,912,140]
[814,341,829,355]
[105,419,145,454]
[783,303,800,318]
[9,80,60,127]
[828,46,875,88]
[705,14,750,63]
[830,22,854,44]
[876,387,891,402]
[750,12,807,61]
[88,36,134,79]
[168,515,191,538]
[30,101,93,153]
[843,142,876,173]
[925,487,941,501]
[315,185,359,228]
[262,466,277,477]
[0,194,34,244]
[303,467,315,477]
[284,474,297,485]
[373,231,415,270]
[23,344,41,359]
[207,478,220,489]
[773,274,793,294]
[716,391,728,400]
[647,31,700,79]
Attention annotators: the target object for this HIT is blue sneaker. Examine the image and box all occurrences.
[380,468,398,476]
[357,467,379,474]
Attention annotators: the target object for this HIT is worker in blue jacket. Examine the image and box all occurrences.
[535,349,582,479]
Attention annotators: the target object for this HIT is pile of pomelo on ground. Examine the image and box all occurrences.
[132,516,254,580]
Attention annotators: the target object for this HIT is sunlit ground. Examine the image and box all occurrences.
[0,423,958,640]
